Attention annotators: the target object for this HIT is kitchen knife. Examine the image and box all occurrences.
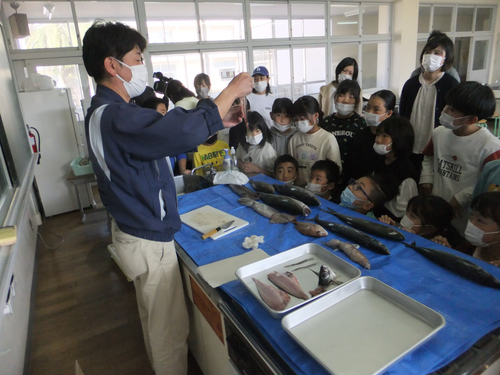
[201,220,235,240]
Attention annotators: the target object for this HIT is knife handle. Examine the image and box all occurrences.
[201,228,218,240]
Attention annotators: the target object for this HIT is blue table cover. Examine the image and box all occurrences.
[174,174,500,375]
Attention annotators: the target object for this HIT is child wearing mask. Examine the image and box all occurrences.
[269,98,297,157]
[467,192,500,267]
[236,111,277,176]
[194,73,212,100]
[288,96,341,187]
[274,154,299,185]
[344,90,396,184]
[372,117,419,219]
[142,97,189,175]
[307,159,340,201]
[420,82,500,235]
[322,80,367,170]
[192,134,229,176]
[247,66,275,129]
[339,175,393,219]
[379,195,464,250]
[318,57,363,116]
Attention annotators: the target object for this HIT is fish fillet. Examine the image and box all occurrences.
[253,277,291,311]
[267,271,309,300]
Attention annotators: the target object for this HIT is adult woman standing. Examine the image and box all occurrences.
[318,57,362,116]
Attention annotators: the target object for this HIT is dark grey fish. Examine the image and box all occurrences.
[323,207,405,241]
[403,242,500,289]
[259,192,311,216]
[250,179,275,194]
[310,215,390,255]
[229,184,259,199]
[310,265,341,286]
[273,183,321,206]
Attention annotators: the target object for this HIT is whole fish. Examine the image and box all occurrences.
[269,213,297,224]
[310,215,390,255]
[273,184,321,206]
[252,277,291,311]
[403,242,500,289]
[292,220,328,238]
[259,192,311,216]
[311,265,341,286]
[323,207,405,241]
[323,239,371,269]
[229,184,259,200]
[250,179,275,194]
[239,197,279,219]
[267,271,309,300]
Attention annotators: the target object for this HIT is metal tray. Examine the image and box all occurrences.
[282,276,446,375]
[235,243,361,319]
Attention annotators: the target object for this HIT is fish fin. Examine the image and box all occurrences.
[310,269,319,276]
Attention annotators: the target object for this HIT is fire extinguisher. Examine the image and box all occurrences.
[27,125,41,164]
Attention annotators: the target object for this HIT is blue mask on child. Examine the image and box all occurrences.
[340,187,358,209]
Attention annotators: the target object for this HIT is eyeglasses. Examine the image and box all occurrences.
[348,178,373,203]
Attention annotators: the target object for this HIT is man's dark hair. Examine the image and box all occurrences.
[311,159,340,184]
[377,117,415,159]
[274,154,299,174]
[334,80,361,109]
[445,81,496,121]
[335,57,359,81]
[82,20,147,82]
[419,33,455,71]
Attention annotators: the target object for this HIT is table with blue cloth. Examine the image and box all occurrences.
[174,174,500,375]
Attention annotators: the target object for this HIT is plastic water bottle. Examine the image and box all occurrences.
[230,146,238,171]
[222,149,231,171]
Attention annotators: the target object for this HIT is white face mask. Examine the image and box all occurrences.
[338,73,352,83]
[296,120,314,133]
[364,112,386,127]
[113,58,148,98]
[253,81,267,93]
[196,87,209,99]
[335,102,355,116]
[422,54,444,72]
[439,112,470,130]
[246,133,263,145]
[373,142,392,155]
[464,220,500,247]
[273,121,291,132]
[284,179,295,185]
[400,214,422,231]
[306,182,327,195]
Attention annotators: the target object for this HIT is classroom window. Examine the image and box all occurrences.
[456,7,474,32]
[250,2,289,39]
[145,2,198,43]
[473,40,489,71]
[74,1,137,40]
[291,3,325,38]
[330,4,359,37]
[362,4,390,36]
[292,46,326,98]
[4,1,77,50]
[198,2,245,41]
[361,42,389,90]
[476,7,493,32]
[203,51,247,96]
[418,6,431,34]
[151,53,202,94]
[432,6,453,33]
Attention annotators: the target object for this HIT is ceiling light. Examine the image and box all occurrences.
[43,3,55,19]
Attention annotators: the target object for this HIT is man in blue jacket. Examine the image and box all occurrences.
[82,21,252,374]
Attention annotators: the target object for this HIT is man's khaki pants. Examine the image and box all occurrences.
[112,221,189,374]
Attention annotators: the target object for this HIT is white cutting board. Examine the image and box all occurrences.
[180,205,248,240]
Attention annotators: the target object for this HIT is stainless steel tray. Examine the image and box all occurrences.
[281,276,446,375]
[235,243,361,319]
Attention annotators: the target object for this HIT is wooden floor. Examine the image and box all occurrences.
[26,207,202,375]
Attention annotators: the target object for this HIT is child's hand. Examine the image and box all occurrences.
[419,183,433,196]
[401,227,415,234]
[241,162,258,173]
[378,215,396,226]
[182,169,191,175]
[431,235,451,248]
[449,197,462,218]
